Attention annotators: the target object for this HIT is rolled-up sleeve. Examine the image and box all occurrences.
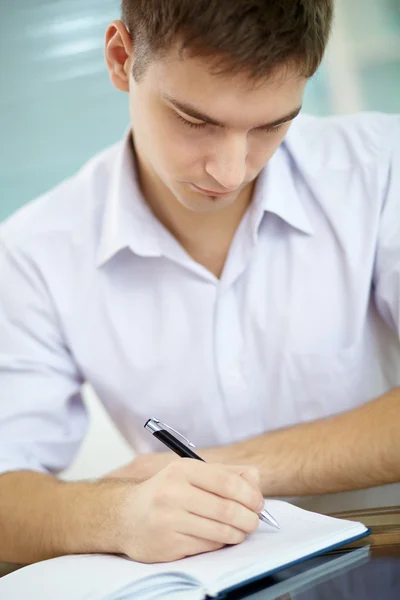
[0,235,88,476]
[374,117,400,340]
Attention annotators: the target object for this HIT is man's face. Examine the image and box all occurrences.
[128,48,307,214]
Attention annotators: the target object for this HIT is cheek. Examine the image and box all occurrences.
[158,127,205,173]
[248,131,288,167]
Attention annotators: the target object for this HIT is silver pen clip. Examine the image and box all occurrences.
[144,418,196,448]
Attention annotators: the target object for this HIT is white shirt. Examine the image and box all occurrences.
[0,112,399,476]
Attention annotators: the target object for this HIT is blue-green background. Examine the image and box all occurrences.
[1,0,399,222]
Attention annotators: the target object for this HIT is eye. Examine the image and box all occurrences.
[256,123,285,134]
[175,113,207,130]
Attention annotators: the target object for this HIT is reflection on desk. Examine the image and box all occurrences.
[332,505,400,553]
[292,557,400,600]
[229,547,370,600]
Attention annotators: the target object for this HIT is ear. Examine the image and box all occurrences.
[105,20,133,92]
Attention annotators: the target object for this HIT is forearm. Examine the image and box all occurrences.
[203,388,400,497]
[0,471,125,565]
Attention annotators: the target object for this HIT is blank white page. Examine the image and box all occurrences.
[0,554,202,600]
[174,500,368,595]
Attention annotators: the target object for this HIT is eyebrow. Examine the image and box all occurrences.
[162,93,302,130]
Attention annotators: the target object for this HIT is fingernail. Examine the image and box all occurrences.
[257,499,265,512]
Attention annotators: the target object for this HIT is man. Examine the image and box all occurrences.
[0,0,399,566]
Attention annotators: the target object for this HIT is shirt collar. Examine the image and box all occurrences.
[97,129,314,267]
[249,140,314,238]
[96,132,163,267]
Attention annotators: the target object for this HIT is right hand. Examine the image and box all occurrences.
[115,459,265,563]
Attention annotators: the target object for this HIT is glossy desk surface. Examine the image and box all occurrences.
[333,505,400,556]
[1,506,399,599]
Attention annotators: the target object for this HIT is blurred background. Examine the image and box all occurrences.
[1,0,400,222]
[1,0,400,508]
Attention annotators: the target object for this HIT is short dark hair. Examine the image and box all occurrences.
[121,0,334,82]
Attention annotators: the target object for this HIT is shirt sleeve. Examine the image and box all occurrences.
[0,235,88,476]
[373,116,400,339]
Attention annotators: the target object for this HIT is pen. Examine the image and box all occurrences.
[144,418,280,530]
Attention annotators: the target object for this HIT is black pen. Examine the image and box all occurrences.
[144,418,280,530]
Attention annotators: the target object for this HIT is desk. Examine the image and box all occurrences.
[333,505,400,556]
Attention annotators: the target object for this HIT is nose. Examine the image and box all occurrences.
[205,133,247,191]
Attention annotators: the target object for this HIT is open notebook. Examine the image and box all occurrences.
[0,500,370,600]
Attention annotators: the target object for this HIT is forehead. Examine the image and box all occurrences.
[147,48,307,122]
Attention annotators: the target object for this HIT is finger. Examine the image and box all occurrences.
[181,461,263,512]
[183,486,259,534]
[176,512,247,546]
[220,466,264,511]
[234,468,265,512]
[177,533,225,558]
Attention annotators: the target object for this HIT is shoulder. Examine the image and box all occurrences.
[0,141,121,257]
[286,112,400,171]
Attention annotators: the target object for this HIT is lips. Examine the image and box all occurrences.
[190,183,230,196]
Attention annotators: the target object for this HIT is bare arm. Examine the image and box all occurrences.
[0,471,125,565]
[204,387,400,496]
[114,388,400,497]
[0,462,264,565]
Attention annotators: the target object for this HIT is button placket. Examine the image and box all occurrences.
[214,286,254,430]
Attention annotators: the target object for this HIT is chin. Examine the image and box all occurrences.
[172,185,234,213]
[180,193,235,213]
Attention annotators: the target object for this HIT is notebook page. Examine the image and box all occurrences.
[166,500,367,596]
[0,554,204,600]
[0,501,367,600]
[104,573,205,600]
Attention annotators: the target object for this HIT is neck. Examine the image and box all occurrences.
[136,152,254,278]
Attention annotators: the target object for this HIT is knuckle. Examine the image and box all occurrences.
[250,491,263,511]
[165,460,182,477]
[216,499,237,523]
[209,541,225,552]
[161,460,189,484]
[215,522,231,542]
[246,512,260,533]
[217,522,245,545]
[229,528,247,545]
